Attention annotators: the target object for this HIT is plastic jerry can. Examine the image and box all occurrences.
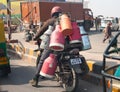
[40,54,57,78]
[49,24,65,51]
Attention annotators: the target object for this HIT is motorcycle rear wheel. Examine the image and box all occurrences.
[56,63,79,92]
[63,68,79,92]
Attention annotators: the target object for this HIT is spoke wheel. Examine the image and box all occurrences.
[63,68,78,92]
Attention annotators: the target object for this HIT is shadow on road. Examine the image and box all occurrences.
[0,65,35,85]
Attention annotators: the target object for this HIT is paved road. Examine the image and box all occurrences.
[0,54,103,92]
[81,30,120,65]
[1,30,119,92]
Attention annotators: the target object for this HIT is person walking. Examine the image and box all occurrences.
[103,22,112,43]
[29,6,62,87]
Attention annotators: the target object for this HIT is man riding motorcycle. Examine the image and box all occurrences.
[29,6,62,87]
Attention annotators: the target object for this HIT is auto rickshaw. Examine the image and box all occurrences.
[102,31,120,92]
[0,18,11,76]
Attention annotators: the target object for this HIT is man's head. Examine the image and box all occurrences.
[51,6,62,17]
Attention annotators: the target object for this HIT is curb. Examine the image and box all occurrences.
[7,43,39,57]
[83,60,103,85]
[7,43,120,92]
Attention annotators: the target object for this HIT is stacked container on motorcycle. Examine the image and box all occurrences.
[39,14,90,92]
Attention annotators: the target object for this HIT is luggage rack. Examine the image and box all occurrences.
[102,32,120,92]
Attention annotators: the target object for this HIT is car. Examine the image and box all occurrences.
[100,18,119,32]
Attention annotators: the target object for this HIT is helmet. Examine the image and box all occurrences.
[51,6,62,17]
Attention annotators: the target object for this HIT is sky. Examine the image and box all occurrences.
[87,0,120,17]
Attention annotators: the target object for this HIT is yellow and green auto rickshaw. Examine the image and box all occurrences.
[0,18,11,76]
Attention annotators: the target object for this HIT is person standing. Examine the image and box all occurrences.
[103,22,112,43]
[95,17,101,31]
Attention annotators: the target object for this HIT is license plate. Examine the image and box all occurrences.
[70,58,82,65]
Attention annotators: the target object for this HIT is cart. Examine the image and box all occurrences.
[102,31,120,92]
[0,18,11,76]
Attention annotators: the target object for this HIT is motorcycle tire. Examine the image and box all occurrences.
[62,68,79,92]
[57,61,79,92]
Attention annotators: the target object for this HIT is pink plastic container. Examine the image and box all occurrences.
[40,54,57,79]
[49,25,65,51]
[69,22,81,44]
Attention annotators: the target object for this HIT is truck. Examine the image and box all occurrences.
[83,8,94,31]
[20,1,94,31]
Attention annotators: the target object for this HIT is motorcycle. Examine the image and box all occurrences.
[34,19,90,91]
[34,37,89,92]
[53,48,89,92]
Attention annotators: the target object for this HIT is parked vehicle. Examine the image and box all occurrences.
[100,17,119,32]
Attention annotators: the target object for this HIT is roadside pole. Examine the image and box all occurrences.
[7,0,11,40]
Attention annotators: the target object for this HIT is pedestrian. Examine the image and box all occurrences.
[95,17,101,31]
[29,6,62,87]
[103,22,112,43]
